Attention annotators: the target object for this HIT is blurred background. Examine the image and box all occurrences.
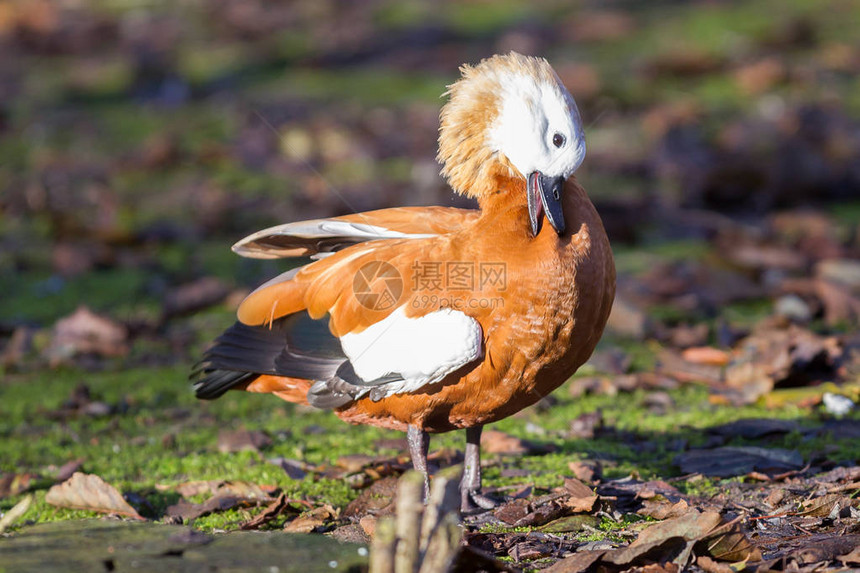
[2,0,860,539]
[2,0,858,337]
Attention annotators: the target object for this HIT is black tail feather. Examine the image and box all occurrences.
[190,314,348,401]
[192,369,255,400]
[191,320,287,400]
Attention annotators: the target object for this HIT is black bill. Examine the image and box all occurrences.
[527,172,566,237]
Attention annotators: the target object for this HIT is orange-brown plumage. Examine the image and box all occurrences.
[193,52,615,510]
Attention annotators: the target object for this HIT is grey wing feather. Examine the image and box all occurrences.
[232,219,433,259]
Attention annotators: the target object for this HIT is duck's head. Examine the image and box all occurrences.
[438,52,586,236]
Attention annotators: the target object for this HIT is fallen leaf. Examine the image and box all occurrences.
[763,489,786,508]
[268,457,308,480]
[215,480,275,500]
[170,480,224,498]
[721,363,773,407]
[568,460,601,483]
[0,473,41,499]
[815,278,860,325]
[792,535,860,565]
[336,454,377,472]
[162,277,230,319]
[239,493,290,530]
[55,458,85,482]
[45,472,142,519]
[798,493,853,517]
[283,505,337,533]
[656,349,722,385]
[708,418,799,439]
[481,430,529,455]
[46,306,127,365]
[509,540,554,562]
[494,498,531,525]
[544,550,607,573]
[638,499,691,520]
[342,475,398,518]
[734,57,786,94]
[602,511,722,568]
[839,544,860,565]
[166,493,254,521]
[513,500,569,528]
[538,515,601,533]
[635,510,723,546]
[359,515,376,536]
[217,429,271,453]
[703,517,762,562]
[696,555,734,573]
[563,478,598,513]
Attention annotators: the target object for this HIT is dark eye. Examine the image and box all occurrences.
[552,133,565,148]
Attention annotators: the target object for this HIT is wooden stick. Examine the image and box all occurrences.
[418,513,462,573]
[395,471,425,573]
[370,517,397,573]
[419,467,461,553]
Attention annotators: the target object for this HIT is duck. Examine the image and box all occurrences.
[192,52,616,512]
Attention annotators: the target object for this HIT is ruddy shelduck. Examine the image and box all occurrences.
[193,52,616,511]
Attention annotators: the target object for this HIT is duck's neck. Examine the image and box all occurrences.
[473,170,592,241]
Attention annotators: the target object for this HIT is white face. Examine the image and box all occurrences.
[487,72,586,180]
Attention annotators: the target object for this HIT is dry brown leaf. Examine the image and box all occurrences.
[45,472,142,519]
[342,475,398,518]
[544,550,606,573]
[283,505,337,533]
[792,535,860,565]
[55,458,85,483]
[162,276,229,318]
[171,480,224,498]
[480,430,529,454]
[217,429,271,453]
[696,555,734,573]
[494,498,530,525]
[704,517,762,562]
[0,472,40,499]
[563,477,598,513]
[215,480,275,500]
[513,500,569,528]
[46,307,127,365]
[839,544,860,565]
[239,493,292,530]
[538,515,601,533]
[568,460,601,483]
[166,494,252,521]
[638,499,691,520]
[798,493,853,517]
[635,510,723,547]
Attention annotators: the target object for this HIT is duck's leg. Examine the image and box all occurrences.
[460,425,497,512]
[407,425,431,501]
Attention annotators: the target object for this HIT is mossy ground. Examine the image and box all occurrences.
[3,334,858,533]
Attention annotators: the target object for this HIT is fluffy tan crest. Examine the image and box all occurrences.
[437,52,560,200]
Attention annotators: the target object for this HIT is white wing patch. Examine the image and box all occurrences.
[232,219,435,259]
[339,307,483,398]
